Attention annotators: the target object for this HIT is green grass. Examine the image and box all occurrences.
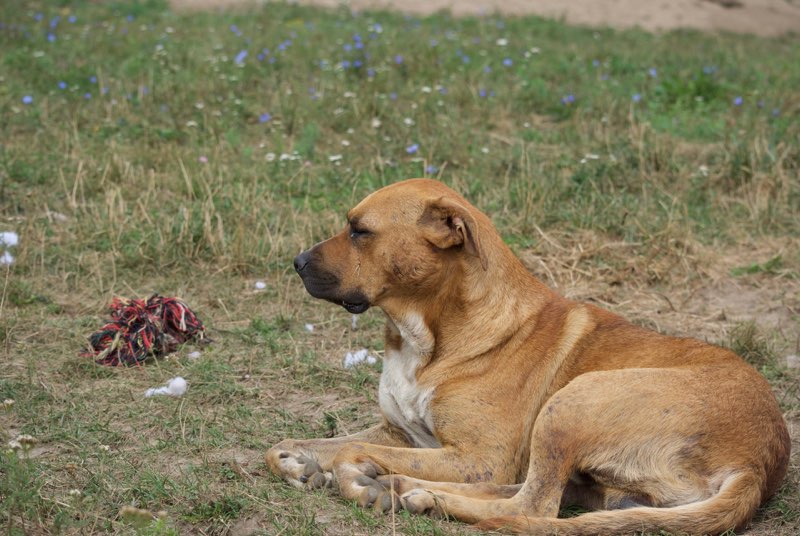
[1,0,798,534]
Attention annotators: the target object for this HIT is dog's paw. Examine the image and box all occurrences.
[265,442,332,490]
[401,489,442,517]
[375,474,423,495]
[345,473,402,513]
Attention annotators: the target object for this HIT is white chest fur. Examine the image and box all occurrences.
[379,314,441,448]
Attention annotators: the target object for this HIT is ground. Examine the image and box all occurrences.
[171,0,800,36]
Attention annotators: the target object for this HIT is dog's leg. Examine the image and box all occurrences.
[331,442,513,513]
[265,423,410,490]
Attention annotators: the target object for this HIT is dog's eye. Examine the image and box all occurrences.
[349,228,371,240]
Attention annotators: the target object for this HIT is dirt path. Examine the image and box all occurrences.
[170,0,800,36]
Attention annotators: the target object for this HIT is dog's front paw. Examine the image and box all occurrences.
[265,441,332,490]
[401,489,443,517]
[336,463,401,513]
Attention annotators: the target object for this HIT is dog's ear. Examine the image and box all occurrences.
[420,197,488,270]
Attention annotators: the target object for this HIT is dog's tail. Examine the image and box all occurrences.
[477,471,763,535]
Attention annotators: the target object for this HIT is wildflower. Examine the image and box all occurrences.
[632,93,642,103]
[230,24,241,35]
[367,68,376,78]
[89,76,97,84]
[389,92,397,101]
[733,96,743,106]
[341,140,350,146]
[403,117,414,126]
[561,94,575,105]
[421,86,432,93]
[259,112,271,123]
[68,489,82,497]
[592,59,600,68]
[22,95,33,104]
[406,143,419,154]
[234,50,248,65]
[772,108,780,117]
[479,88,487,98]
[68,15,77,23]
[328,154,343,162]
[84,92,92,100]
[265,152,276,162]
[99,444,111,452]
[199,155,208,163]
[2,399,13,409]
[353,60,362,68]
[394,54,404,64]
[483,66,492,73]
[343,43,352,52]
[481,147,489,154]
[47,33,56,42]
[426,165,438,174]
[496,38,508,46]
[648,67,657,78]
[503,58,512,67]
[371,118,381,128]
[58,81,67,89]
[341,60,351,69]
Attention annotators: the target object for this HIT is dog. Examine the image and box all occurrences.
[267,179,790,535]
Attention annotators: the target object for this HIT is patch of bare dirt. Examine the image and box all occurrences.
[170,0,800,37]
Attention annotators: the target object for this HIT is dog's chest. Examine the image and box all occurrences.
[379,331,440,449]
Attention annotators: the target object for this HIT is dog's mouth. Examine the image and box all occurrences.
[342,300,370,314]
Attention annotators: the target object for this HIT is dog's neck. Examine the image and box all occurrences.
[382,242,555,365]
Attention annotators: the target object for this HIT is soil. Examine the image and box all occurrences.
[170,0,800,37]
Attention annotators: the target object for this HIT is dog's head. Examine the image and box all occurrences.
[294,179,489,314]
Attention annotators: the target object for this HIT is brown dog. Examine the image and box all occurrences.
[267,179,790,534]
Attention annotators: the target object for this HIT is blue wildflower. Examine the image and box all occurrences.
[394,54,404,64]
[648,67,657,78]
[101,87,109,95]
[367,68,376,78]
[406,143,419,154]
[262,48,270,55]
[22,95,33,104]
[50,16,60,29]
[561,94,575,105]
[126,15,134,22]
[57,81,67,89]
[34,13,43,21]
[592,59,600,68]
[483,66,492,73]
[235,49,248,65]
[503,58,512,67]
[479,88,487,98]
[462,55,470,64]
[341,60,351,69]
[439,87,447,95]
[757,100,764,109]
[89,76,97,84]
[772,108,780,117]
[733,96,743,106]
[230,24,241,35]
[84,92,92,99]
[47,32,56,42]
[430,39,438,46]
[355,41,364,50]
[426,165,438,174]
[68,15,77,23]
[702,65,717,75]
[343,43,352,52]
[257,53,265,61]
[259,112,271,123]
[389,92,397,101]
[353,60,363,68]
[632,93,642,103]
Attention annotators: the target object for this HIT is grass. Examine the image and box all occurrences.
[0,0,798,534]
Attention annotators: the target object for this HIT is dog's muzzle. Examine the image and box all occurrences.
[293,249,370,314]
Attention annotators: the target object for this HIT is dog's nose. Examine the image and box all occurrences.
[294,250,311,273]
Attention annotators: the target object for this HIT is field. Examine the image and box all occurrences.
[1,0,798,534]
